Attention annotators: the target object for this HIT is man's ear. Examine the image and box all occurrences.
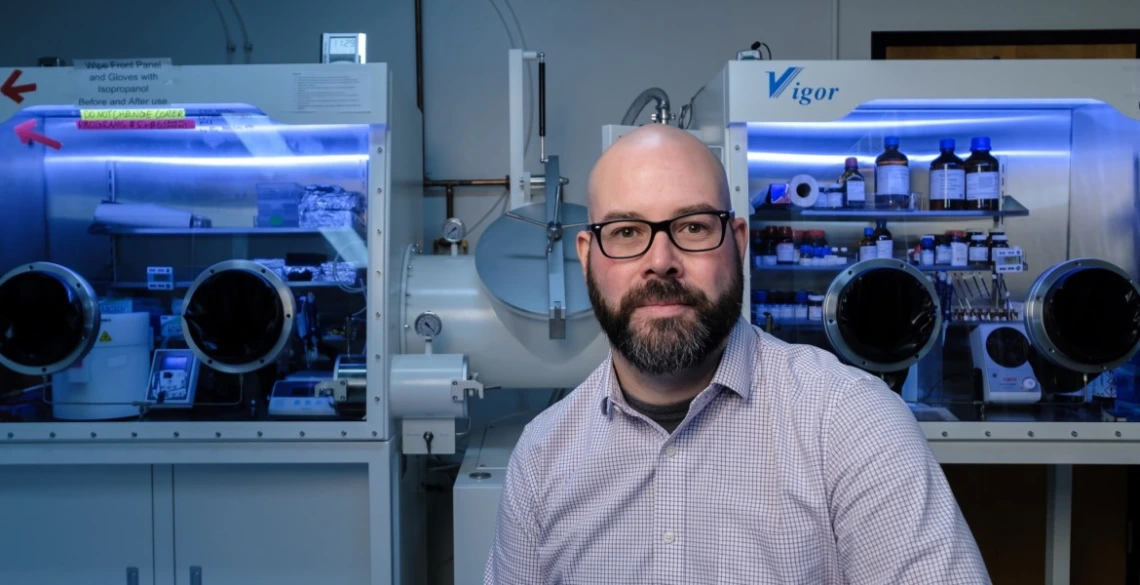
[732,217,748,264]
[576,230,591,281]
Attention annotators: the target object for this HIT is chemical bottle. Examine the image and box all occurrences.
[929,139,965,211]
[775,226,795,265]
[874,136,910,209]
[859,227,877,262]
[964,137,1000,211]
[872,220,893,260]
[839,157,866,208]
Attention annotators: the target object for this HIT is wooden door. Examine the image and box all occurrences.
[872,29,1140,60]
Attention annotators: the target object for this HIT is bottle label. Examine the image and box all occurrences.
[776,242,795,263]
[935,245,951,265]
[875,165,910,196]
[930,169,965,201]
[968,245,989,263]
[967,171,999,200]
[876,239,892,260]
[808,305,823,321]
[845,181,865,203]
[859,245,877,262]
[950,242,968,267]
[920,249,935,265]
[828,191,845,208]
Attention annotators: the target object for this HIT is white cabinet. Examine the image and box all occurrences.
[170,464,371,585]
[0,465,155,585]
[0,444,393,585]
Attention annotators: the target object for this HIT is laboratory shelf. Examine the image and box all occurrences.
[749,196,1028,225]
[88,225,360,236]
[751,318,825,329]
[752,263,992,274]
[104,280,354,291]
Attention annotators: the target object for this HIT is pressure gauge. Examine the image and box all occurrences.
[442,217,466,244]
[413,311,443,339]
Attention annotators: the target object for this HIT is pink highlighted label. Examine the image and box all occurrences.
[77,119,196,130]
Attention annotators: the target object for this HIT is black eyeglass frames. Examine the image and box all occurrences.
[588,210,734,259]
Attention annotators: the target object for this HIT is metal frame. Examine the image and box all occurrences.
[508,48,539,211]
[0,262,100,376]
[1024,258,1140,373]
[0,63,413,443]
[822,258,942,372]
[181,259,296,375]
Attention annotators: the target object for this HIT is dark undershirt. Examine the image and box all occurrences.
[621,389,693,434]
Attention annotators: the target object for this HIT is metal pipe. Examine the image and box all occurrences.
[538,53,546,162]
[423,175,566,189]
[415,0,424,111]
[423,175,568,223]
[424,178,509,188]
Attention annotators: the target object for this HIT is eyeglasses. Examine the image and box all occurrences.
[588,210,734,259]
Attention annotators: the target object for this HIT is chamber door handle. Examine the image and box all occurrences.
[190,566,203,585]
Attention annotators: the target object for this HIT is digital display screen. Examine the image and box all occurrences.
[329,37,357,54]
[153,273,171,281]
[162,355,188,370]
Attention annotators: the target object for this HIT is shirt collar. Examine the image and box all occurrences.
[598,317,757,415]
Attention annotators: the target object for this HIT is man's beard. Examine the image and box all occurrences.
[586,255,743,376]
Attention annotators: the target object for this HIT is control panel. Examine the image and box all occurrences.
[268,379,338,419]
[145,349,199,408]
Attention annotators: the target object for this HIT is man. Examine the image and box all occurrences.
[484,124,989,584]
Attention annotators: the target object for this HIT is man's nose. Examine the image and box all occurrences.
[643,230,682,277]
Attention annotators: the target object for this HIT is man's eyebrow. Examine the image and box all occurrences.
[598,210,646,222]
[674,203,719,215]
[596,203,721,223]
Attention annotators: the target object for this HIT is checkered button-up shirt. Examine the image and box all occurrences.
[485,319,990,585]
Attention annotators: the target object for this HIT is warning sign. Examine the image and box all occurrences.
[80,108,185,120]
[98,331,113,343]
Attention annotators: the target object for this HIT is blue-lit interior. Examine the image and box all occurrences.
[744,98,1140,420]
[0,103,378,419]
[0,104,375,281]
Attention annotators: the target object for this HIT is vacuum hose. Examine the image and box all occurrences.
[620,87,671,125]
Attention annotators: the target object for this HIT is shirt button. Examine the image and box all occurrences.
[665,445,676,458]
[663,531,675,544]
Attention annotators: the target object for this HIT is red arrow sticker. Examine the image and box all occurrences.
[2,69,36,104]
[15,120,61,150]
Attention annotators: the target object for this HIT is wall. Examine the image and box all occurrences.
[840,0,1140,59]
[421,0,833,243]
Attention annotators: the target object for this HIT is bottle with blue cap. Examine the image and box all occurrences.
[964,136,1000,211]
[874,136,910,209]
[858,227,878,262]
[929,138,965,211]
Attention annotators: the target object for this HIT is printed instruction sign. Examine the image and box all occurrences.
[291,71,372,113]
[73,58,172,108]
[76,108,194,130]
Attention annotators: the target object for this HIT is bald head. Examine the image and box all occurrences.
[587,125,731,222]
[577,123,747,388]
